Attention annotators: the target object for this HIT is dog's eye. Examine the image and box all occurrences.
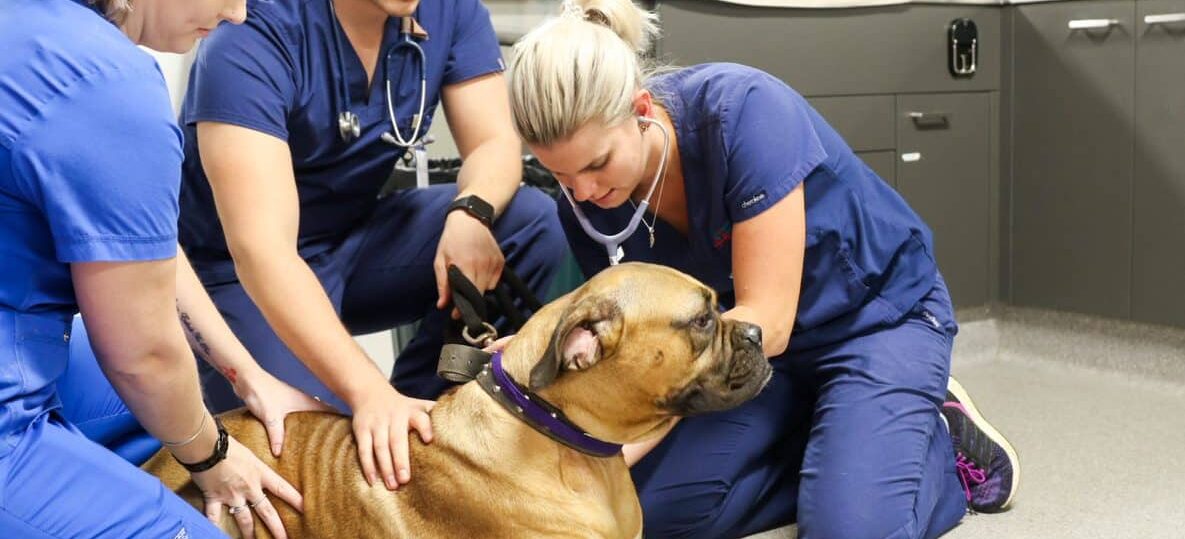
[692,312,715,331]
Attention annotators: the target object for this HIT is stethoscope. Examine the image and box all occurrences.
[558,116,670,266]
[329,0,433,189]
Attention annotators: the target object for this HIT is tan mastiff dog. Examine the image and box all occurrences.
[144,262,772,538]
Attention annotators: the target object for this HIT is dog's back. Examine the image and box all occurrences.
[144,409,385,539]
[144,396,638,539]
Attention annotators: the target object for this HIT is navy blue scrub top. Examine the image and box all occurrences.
[0,0,182,451]
[561,64,939,352]
[178,0,504,283]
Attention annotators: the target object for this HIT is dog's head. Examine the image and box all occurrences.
[513,263,772,445]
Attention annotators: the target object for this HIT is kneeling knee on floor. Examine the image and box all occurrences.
[641,482,736,539]
[800,510,924,539]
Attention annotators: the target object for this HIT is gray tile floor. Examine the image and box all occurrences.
[941,349,1185,538]
[746,309,1185,539]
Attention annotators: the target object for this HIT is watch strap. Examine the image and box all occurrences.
[174,417,229,473]
[447,195,494,228]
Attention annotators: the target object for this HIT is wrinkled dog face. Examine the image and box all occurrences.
[529,263,772,423]
[653,288,772,417]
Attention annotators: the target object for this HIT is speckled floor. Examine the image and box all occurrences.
[744,308,1185,539]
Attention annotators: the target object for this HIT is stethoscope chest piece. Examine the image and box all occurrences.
[328,2,430,187]
[611,246,625,265]
[338,110,360,142]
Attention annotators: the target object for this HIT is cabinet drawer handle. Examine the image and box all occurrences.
[908,111,950,128]
[1145,13,1185,25]
[1068,18,1120,30]
[901,152,923,163]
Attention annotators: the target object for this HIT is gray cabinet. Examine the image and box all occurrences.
[1011,0,1136,319]
[656,1,1001,97]
[807,95,898,187]
[654,1,1004,310]
[647,0,1185,326]
[808,96,896,153]
[1133,0,1185,326]
[897,94,993,308]
[809,92,992,308]
[806,92,993,308]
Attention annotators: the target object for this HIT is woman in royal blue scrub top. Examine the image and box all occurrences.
[177,0,566,493]
[0,0,306,537]
[508,2,1021,538]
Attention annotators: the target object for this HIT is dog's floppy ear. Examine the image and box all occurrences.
[529,294,622,391]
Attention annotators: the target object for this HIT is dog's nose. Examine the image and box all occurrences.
[739,323,762,346]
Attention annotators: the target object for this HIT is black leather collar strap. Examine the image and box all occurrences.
[174,417,229,473]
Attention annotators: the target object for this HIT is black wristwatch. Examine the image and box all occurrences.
[447,195,495,228]
[174,417,229,473]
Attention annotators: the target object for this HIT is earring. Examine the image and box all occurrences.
[638,119,650,133]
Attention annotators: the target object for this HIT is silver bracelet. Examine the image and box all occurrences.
[161,413,208,447]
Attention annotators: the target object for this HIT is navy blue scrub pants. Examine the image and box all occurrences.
[632,279,968,539]
[1,317,224,538]
[198,185,566,412]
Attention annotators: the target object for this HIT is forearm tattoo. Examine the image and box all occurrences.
[177,302,212,361]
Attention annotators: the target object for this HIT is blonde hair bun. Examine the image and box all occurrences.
[511,0,663,145]
[568,0,660,55]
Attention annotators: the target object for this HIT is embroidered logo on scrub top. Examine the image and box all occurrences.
[740,191,767,210]
[712,223,733,249]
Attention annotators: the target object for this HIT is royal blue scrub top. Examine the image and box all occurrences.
[178,0,505,283]
[0,0,182,453]
[562,64,939,352]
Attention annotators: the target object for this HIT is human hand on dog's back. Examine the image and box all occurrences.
[236,369,335,457]
[348,380,437,490]
[191,436,305,539]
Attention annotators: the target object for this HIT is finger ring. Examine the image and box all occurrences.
[248,495,269,508]
[228,504,249,515]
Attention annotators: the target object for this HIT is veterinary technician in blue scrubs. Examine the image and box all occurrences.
[509,2,1021,538]
[0,0,307,537]
[178,0,566,493]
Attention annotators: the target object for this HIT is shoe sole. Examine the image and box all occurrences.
[947,377,1021,511]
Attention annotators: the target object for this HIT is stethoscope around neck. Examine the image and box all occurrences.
[558,116,671,266]
[328,0,432,186]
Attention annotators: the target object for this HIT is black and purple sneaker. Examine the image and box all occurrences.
[943,377,1020,513]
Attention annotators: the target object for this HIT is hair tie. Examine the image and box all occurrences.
[584,8,611,28]
[560,2,611,28]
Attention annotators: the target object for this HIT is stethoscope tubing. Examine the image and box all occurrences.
[558,116,671,266]
[328,0,427,148]
[383,34,428,149]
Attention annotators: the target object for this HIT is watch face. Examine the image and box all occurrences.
[454,196,493,225]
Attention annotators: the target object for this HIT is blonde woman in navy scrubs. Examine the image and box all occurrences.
[509,1,1021,538]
